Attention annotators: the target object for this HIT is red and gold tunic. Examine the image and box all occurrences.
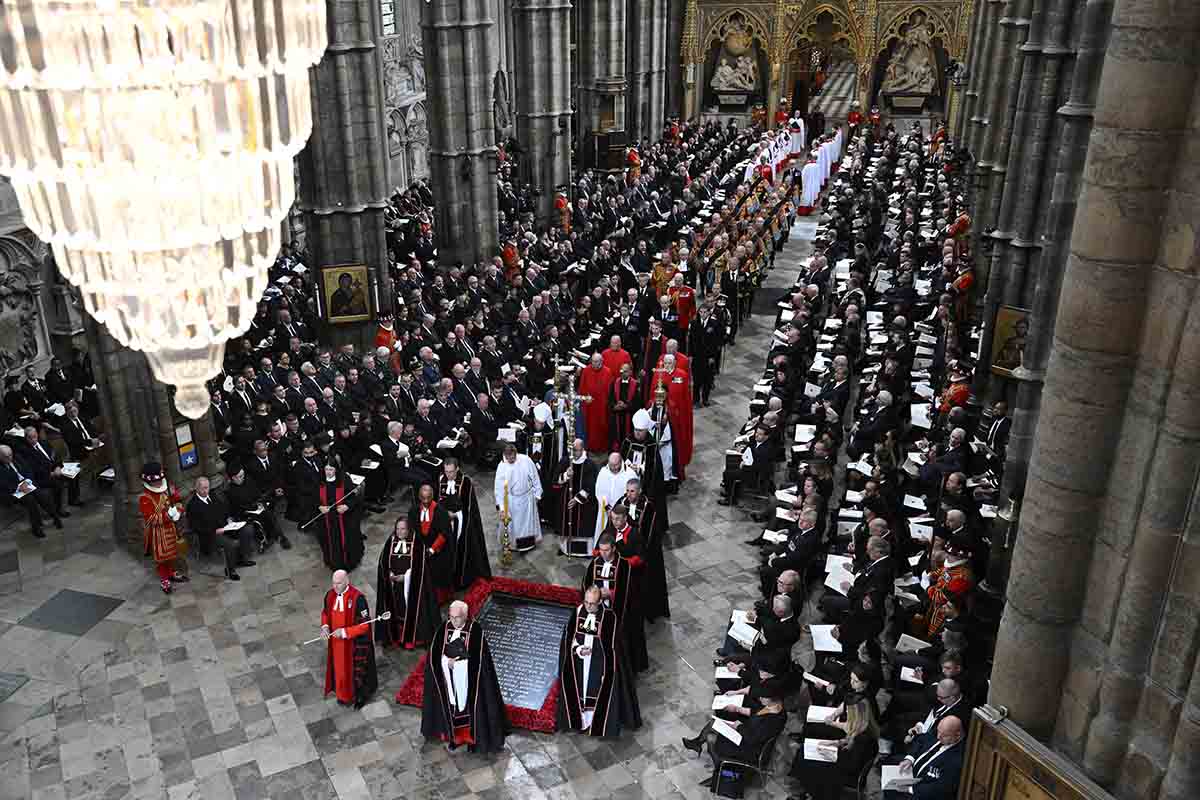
[924,561,975,639]
[140,486,181,564]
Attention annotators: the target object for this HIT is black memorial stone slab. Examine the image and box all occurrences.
[20,589,124,637]
[475,593,574,710]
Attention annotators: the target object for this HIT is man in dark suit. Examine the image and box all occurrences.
[849,389,898,459]
[61,402,101,461]
[210,390,232,442]
[44,357,78,405]
[885,716,967,800]
[245,439,286,503]
[983,400,1011,470]
[186,477,255,580]
[760,507,822,593]
[20,424,80,513]
[0,443,59,537]
[227,376,257,423]
[273,309,307,344]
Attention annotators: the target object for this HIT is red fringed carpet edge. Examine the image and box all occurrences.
[393,577,582,734]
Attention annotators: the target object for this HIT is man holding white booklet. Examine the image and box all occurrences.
[881,716,966,799]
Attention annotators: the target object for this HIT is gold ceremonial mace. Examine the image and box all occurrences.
[500,479,514,567]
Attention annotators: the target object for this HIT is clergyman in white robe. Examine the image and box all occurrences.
[494,451,543,551]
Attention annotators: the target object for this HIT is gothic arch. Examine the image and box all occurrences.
[784,3,864,60]
[879,5,954,45]
[701,8,772,53]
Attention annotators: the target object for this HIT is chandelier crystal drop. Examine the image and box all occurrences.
[0,0,328,419]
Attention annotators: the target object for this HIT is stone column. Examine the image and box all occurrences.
[577,0,627,140]
[513,0,573,222]
[665,0,685,119]
[423,0,500,267]
[972,0,1034,398]
[956,0,988,135]
[965,0,1002,155]
[297,0,392,350]
[998,0,1110,500]
[84,318,222,551]
[626,0,668,144]
[989,0,1195,748]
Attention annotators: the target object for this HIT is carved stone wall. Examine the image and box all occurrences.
[684,0,968,119]
[0,236,56,377]
[383,34,430,190]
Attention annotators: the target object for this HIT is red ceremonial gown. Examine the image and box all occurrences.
[649,367,693,473]
[322,586,375,704]
[578,363,615,452]
[669,285,697,336]
[601,348,632,378]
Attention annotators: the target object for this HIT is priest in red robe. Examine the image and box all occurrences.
[668,274,697,349]
[601,335,632,378]
[578,353,615,452]
[648,354,693,479]
[321,569,379,708]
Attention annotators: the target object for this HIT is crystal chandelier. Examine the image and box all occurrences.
[0,0,327,419]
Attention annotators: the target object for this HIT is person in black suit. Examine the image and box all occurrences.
[227,376,257,423]
[210,390,233,442]
[245,439,286,502]
[44,357,77,406]
[982,400,1011,469]
[0,443,59,537]
[885,716,966,800]
[760,507,822,594]
[273,309,307,344]
[19,424,80,513]
[848,390,898,459]
[700,695,788,791]
[60,402,101,461]
[186,477,256,580]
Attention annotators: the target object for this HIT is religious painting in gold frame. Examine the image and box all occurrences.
[991,304,1029,376]
[321,263,373,324]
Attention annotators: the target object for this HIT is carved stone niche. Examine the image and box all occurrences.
[0,235,53,375]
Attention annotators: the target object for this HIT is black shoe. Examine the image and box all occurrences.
[717,497,731,506]
[224,569,241,581]
[789,731,804,742]
[682,736,702,754]
[58,510,72,518]
[33,529,46,539]
[279,536,292,550]
[238,560,257,567]
[53,518,63,529]
[699,776,714,788]
[171,573,189,583]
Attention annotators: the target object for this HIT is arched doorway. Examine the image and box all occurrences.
[785,8,858,117]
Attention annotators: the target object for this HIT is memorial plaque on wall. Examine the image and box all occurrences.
[476,594,574,709]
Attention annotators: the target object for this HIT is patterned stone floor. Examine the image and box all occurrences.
[0,219,826,800]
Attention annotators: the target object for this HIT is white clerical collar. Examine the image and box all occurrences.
[572,455,586,464]
[334,589,347,611]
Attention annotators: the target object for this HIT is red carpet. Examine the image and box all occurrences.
[393,577,581,733]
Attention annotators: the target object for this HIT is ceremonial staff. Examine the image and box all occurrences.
[303,611,391,645]
[499,479,513,567]
[298,482,365,531]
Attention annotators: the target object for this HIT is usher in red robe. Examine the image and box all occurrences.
[578,363,615,452]
[322,586,377,705]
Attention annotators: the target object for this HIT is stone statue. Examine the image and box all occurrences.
[710,55,757,92]
[881,16,939,95]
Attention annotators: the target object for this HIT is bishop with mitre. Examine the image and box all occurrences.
[649,353,693,483]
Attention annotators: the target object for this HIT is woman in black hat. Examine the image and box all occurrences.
[317,463,364,571]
